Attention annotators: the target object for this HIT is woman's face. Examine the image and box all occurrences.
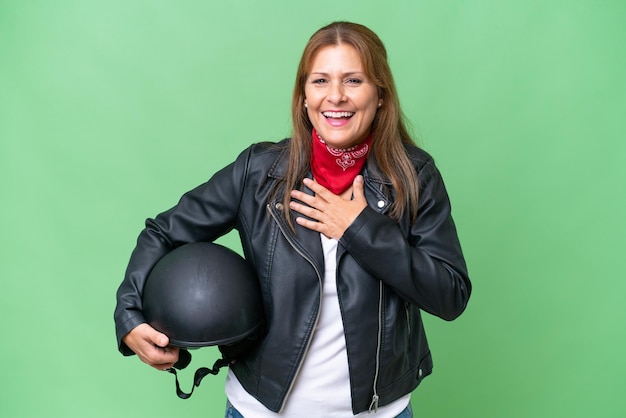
[304,44,380,149]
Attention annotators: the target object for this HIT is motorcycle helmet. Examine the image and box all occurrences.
[142,242,265,398]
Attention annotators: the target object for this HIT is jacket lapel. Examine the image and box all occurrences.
[267,152,324,280]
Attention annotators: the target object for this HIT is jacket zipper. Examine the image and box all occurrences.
[268,204,324,412]
[368,280,384,413]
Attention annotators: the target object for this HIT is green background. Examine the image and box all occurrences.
[1,1,625,417]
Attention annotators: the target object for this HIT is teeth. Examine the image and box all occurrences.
[323,111,354,118]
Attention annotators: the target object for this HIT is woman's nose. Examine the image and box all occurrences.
[326,82,346,104]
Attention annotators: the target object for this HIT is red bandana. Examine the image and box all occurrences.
[310,128,372,194]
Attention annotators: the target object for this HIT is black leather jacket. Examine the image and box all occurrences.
[114,139,471,414]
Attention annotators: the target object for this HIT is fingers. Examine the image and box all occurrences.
[148,328,170,349]
[289,197,328,235]
[301,177,331,199]
[289,178,328,221]
[123,323,180,370]
[289,176,368,239]
[352,175,365,201]
[149,345,180,371]
[290,179,328,207]
[289,198,321,221]
[144,327,178,369]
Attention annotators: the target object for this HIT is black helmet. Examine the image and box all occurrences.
[142,242,265,398]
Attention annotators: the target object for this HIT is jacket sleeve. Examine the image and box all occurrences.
[340,160,471,321]
[113,148,251,355]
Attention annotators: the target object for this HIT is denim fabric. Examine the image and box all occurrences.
[225,400,245,418]
[224,401,413,418]
[397,404,413,418]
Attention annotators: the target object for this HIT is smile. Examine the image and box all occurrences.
[322,111,354,119]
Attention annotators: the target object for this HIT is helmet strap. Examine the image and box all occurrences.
[166,354,230,399]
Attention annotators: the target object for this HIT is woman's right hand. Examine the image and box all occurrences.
[122,323,180,370]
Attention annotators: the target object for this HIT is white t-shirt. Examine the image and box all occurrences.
[225,235,410,417]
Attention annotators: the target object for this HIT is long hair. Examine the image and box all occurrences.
[280,21,419,227]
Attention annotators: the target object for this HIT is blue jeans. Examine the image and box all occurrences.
[225,400,413,417]
[225,400,244,418]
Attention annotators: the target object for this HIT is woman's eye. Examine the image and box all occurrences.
[312,78,327,85]
[346,78,363,85]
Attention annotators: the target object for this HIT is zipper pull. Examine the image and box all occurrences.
[369,394,379,413]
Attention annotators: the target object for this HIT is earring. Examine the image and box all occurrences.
[304,101,308,108]
[377,101,382,108]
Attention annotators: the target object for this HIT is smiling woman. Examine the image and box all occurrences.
[285,22,421,225]
[114,21,471,418]
[304,44,380,149]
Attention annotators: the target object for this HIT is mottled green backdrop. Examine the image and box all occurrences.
[1,1,625,417]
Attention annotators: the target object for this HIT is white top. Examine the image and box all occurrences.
[225,234,410,417]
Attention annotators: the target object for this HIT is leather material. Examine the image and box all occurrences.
[114,138,471,414]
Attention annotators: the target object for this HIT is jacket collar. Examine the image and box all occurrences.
[266,140,392,216]
[266,139,392,184]
[266,142,289,180]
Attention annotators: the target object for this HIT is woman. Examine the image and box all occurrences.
[115,21,471,417]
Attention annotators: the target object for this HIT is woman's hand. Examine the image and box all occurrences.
[289,175,367,239]
[122,323,180,370]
